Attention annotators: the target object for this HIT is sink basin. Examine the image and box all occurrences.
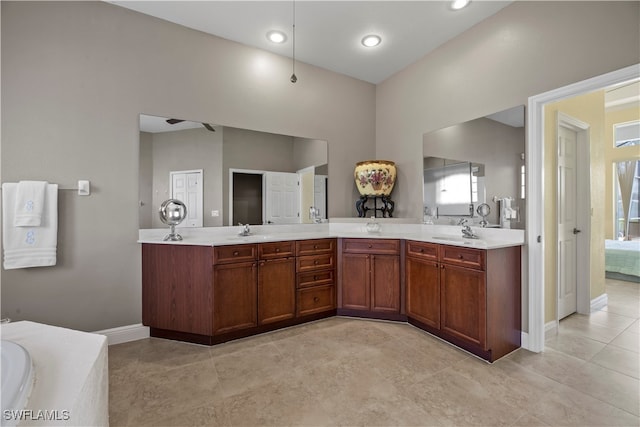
[1,340,34,422]
[431,235,466,242]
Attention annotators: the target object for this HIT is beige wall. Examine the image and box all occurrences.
[376,1,640,220]
[1,1,374,331]
[543,91,606,323]
[605,106,640,239]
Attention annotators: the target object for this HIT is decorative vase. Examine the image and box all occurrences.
[354,160,396,196]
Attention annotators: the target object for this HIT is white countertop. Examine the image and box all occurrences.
[139,222,524,250]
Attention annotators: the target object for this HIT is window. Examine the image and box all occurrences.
[614,121,640,148]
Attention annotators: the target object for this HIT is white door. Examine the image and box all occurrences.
[170,169,203,228]
[557,125,578,319]
[264,172,299,224]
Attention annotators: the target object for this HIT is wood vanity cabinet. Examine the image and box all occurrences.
[213,241,296,334]
[257,241,296,325]
[405,240,521,362]
[295,239,336,317]
[339,238,401,317]
[142,244,213,337]
[213,244,258,335]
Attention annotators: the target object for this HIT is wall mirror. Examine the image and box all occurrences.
[423,105,526,228]
[138,114,328,228]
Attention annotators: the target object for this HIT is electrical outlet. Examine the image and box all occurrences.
[211,210,220,217]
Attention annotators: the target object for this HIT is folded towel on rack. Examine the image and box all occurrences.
[2,182,58,269]
[14,180,48,227]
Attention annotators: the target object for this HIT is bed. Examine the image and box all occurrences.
[605,239,640,282]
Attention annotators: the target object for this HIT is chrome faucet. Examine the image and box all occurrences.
[461,223,479,239]
[238,223,251,236]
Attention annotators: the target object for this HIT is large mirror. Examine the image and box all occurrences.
[138,114,328,228]
[423,106,526,229]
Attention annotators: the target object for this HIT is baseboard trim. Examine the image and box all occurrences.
[544,320,558,340]
[521,332,530,351]
[591,293,608,313]
[94,323,150,345]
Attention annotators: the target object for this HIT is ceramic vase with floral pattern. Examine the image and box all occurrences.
[354,160,396,196]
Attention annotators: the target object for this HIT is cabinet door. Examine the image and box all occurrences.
[370,255,400,313]
[341,253,370,310]
[406,257,440,329]
[258,257,296,325]
[441,264,487,349]
[213,261,258,335]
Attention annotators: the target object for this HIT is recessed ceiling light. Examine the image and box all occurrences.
[361,34,381,48]
[266,30,287,44]
[451,0,471,10]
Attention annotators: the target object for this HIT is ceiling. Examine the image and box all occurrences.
[108,1,513,84]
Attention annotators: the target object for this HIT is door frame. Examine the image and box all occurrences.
[556,112,591,321]
[526,63,639,353]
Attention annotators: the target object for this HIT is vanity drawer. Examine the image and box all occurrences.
[440,245,485,270]
[297,254,335,272]
[406,240,438,260]
[296,239,335,256]
[258,241,295,259]
[297,285,335,317]
[214,244,257,265]
[342,238,400,255]
[297,270,335,289]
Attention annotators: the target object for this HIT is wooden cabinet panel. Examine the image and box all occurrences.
[371,255,400,313]
[342,238,400,255]
[406,240,438,260]
[258,257,296,325]
[213,261,257,335]
[297,285,336,317]
[214,244,257,264]
[440,245,485,270]
[296,239,335,256]
[440,264,487,349]
[258,241,295,259]
[341,253,370,311]
[405,256,440,329]
[142,244,213,336]
[297,270,334,289]
[297,253,334,272]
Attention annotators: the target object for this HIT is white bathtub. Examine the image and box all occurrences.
[1,340,35,426]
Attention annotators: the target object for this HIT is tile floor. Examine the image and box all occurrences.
[109,279,639,426]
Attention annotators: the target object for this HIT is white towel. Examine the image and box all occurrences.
[2,182,58,269]
[14,180,48,226]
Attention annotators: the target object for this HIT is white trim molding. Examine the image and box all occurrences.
[94,323,150,346]
[526,63,640,354]
[591,293,608,313]
[545,320,559,340]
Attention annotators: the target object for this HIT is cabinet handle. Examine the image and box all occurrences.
[275,248,280,252]
[313,297,320,303]
[441,264,445,269]
[314,275,318,280]
[233,251,239,256]
[314,260,319,265]
[314,245,318,249]
[420,248,424,253]
[368,244,372,248]
[458,254,464,259]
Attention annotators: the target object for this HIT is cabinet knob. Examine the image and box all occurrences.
[233,251,239,256]
[368,244,372,248]
[314,245,318,249]
[314,275,318,280]
[314,260,319,265]
[313,297,319,303]
[419,248,424,253]
[458,254,464,259]
[275,248,280,252]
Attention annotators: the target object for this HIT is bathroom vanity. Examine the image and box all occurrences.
[140,224,522,362]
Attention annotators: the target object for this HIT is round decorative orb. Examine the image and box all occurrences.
[159,199,187,226]
[354,160,397,196]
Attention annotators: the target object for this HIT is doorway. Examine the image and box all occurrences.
[527,64,640,353]
[170,169,203,228]
[231,172,263,226]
